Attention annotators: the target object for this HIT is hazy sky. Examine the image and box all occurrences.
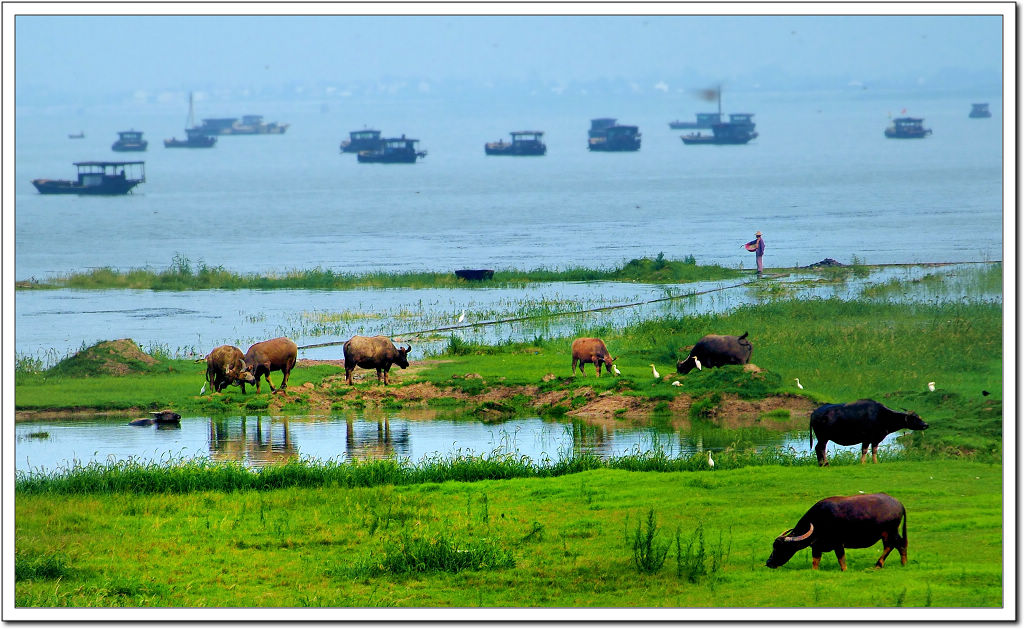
[13,12,1005,95]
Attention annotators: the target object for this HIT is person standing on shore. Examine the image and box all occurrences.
[743,231,765,274]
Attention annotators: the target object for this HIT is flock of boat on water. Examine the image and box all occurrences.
[34,96,991,196]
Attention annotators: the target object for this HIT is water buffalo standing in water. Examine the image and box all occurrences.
[676,332,753,374]
[809,399,929,466]
[343,335,411,385]
[199,345,256,393]
[570,337,618,377]
[242,337,298,394]
[766,493,908,571]
[129,410,182,426]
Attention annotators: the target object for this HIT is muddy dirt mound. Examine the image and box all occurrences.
[49,339,158,377]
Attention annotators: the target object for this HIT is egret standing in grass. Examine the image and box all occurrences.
[457,309,466,323]
[927,381,935,392]
[613,365,621,376]
[671,380,681,386]
[693,357,702,371]
[795,378,803,390]
[650,364,660,379]
[708,451,715,468]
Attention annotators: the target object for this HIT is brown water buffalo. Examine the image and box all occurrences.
[570,337,618,376]
[766,493,908,571]
[199,345,256,393]
[242,337,298,394]
[810,399,929,466]
[343,335,411,385]
[676,332,753,374]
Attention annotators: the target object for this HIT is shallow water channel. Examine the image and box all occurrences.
[13,412,843,475]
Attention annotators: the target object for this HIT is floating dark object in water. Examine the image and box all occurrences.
[455,269,495,281]
[130,410,181,426]
[804,258,845,268]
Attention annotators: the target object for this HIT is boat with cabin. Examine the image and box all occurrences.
[111,130,147,152]
[485,131,546,156]
[884,117,932,139]
[969,103,992,118]
[668,112,721,129]
[357,136,427,163]
[681,113,758,145]
[32,161,146,195]
[164,92,217,148]
[192,114,289,135]
[340,129,384,153]
[587,118,641,152]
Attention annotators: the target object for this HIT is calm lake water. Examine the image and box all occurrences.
[13,88,1001,472]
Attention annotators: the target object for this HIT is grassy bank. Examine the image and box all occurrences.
[14,461,1001,607]
[17,253,742,291]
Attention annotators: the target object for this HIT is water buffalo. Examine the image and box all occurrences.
[242,337,298,394]
[199,345,256,393]
[129,410,181,426]
[570,337,618,377]
[810,399,929,466]
[676,332,752,374]
[343,335,411,385]
[766,493,908,571]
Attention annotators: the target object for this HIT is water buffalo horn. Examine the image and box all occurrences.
[783,523,814,543]
[405,344,411,352]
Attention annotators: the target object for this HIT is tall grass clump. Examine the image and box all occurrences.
[675,522,731,584]
[15,550,74,581]
[352,532,515,576]
[630,507,670,574]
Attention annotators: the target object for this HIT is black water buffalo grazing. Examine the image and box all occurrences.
[809,399,929,466]
[571,337,618,377]
[242,337,298,394]
[766,493,908,571]
[343,335,411,385]
[200,345,256,393]
[676,332,753,374]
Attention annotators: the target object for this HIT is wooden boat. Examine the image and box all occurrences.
[68,131,85,139]
[111,129,147,152]
[32,161,146,195]
[969,103,992,118]
[357,136,426,163]
[884,117,932,139]
[588,118,641,152]
[340,129,384,153]
[454,269,494,281]
[681,113,758,145]
[668,113,721,129]
[485,131,546,156]
[164,92,217,148]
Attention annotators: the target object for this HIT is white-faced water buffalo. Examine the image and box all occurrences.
[809,399,929,466]
[570,337,618,377]
[766,493,908,571]
[242,337,298,394]
[200,345,256,393]
[676,332,753,374]
[343,335,411,385]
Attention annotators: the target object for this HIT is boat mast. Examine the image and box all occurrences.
[187,92,195,128]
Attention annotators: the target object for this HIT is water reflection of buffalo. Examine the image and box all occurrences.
[208,416,297,465]
[345,417,410,460]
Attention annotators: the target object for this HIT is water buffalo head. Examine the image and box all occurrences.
[395,345,412,369]
[901,410,929,431]
[765,524,815,569]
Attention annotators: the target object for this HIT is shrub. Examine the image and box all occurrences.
[631,507,670,575]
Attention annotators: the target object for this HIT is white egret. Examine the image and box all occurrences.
[708,451,715,468]
[457,309,466,323]
[613,365,621,376]
[795,378,803,390]
[694,357,702,371]
[671,380,681,386]
[927,381,935,392]
[650,364,660,379]
[200,382,206,395]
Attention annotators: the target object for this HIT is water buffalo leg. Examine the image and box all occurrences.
[279,367,290,390]
[264,372,276,392]
[876,533,895,567]
[898,540,908,566]
[595,360,602,377]
[815,441,829,466]
[836,548,847,571]
[860,443,869,464]
[383,367,391,385]
[871,443,879,464]
[345,368,354,386]
[571,357,578,375]
[376,367,383,384]
[811,551,822,570]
